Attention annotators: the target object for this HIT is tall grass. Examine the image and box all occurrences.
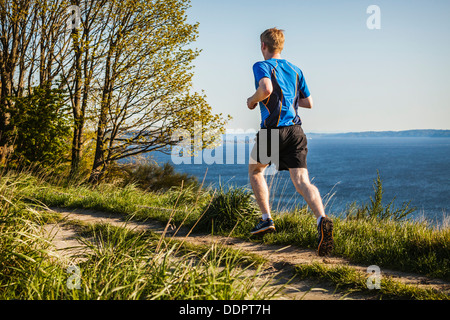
[4,223,277,300]
[20,172,210,227]
[196,186,260,235]
[332,217,449,279]
[3,167,450,285]
[33,224,275,300]
[295,262,449,300]
[345,171,417,221]
[0,172,55,298]
[0,172,278,300]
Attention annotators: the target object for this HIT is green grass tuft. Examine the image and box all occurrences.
[294,262,449,300]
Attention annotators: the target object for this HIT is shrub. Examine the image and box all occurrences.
[196,187,260,235]
[111,159,199,192]
[346,171,416,221]
[9,87,72,168]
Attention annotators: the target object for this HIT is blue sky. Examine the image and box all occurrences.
[186,0,450,133]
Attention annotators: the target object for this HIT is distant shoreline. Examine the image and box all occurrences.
[222,129,450,142]
[305,129,450,138]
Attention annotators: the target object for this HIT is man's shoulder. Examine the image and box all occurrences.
[254,59,302,72]
[282,60,303,74]
[253,59,280,68]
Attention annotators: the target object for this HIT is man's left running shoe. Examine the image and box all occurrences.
[250,218,276,235]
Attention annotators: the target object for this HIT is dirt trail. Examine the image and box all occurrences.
[42,207,450,300]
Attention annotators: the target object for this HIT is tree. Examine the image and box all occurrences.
[63,0,111,177]
[87,0,230,182]
[0,0,34,163]
[0,0,230,178]
[0,0,73,165]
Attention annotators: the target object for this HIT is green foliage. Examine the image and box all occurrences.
[196,187,260,235]
[346,171,416,221]
[65,224,273,300]
[333,217,450,280]
[0,172,274,300]
[5,169,450,282]
[9,87,71,167]
[117,160,199,192]
[0,0,231,180]
[294,262,449,300]
[367,170,416,220]
[263,208,317,247]
[85,0,231,180]
[0,172,53,295]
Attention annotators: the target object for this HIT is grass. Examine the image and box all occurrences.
[195,186,260,234]
[24,226,274,300]
[332,217,449,280]
[61,223,274,300]
[1,167,449,299]
[24,176,211,227]
[12,169,450,281]
[0,171,277,300]
[294,262,449,300]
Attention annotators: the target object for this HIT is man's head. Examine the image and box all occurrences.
[260,28,285,54]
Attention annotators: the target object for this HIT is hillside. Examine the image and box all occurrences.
[1,170,448,302]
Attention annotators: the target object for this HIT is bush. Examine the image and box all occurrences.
[196,187,260,235]
[9,87,72,168]
[112,159,199,192]
[346,171,416,221]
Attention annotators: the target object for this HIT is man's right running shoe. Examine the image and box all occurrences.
[317,216,334,256]
[250,218,276,235]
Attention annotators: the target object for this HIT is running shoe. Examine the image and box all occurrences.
[317,216,334,256]
[250,218,276,235]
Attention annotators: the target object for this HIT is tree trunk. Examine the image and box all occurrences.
[89,39,114,183]
[70,116,84,177]
[0,93,13,164]
[89,105,108,183]
[0,67,16,164]
[69,24,83,178]
[0,3,22,164]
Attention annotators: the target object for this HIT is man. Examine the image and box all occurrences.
[247,28,334,256]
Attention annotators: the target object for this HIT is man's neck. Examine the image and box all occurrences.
[264,52,282,60]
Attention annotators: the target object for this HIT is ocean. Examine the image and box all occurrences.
[144,135,450,225]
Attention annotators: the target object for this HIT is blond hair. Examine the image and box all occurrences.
[260,28,285,53]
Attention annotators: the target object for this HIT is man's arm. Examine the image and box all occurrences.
[247,77,273,110]
[298,96,313,109]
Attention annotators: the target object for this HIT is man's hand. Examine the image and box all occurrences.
[247,97,258,110]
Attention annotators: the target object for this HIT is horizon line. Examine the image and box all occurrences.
[224,128,450,134]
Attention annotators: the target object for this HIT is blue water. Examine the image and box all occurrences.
[143,136,450,225]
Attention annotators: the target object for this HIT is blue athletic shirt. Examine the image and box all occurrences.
[252,59,310,129]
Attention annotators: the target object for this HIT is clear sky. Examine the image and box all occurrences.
[186,0,450,133]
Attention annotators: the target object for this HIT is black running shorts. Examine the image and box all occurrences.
[250,125,308,171]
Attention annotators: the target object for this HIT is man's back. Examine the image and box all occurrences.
[252,58,310,129]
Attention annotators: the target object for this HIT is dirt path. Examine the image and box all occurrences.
[42,207,450,300]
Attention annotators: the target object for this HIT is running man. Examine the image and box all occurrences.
[247,28,334,256]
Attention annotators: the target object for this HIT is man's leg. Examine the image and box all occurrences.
[289,167,333,256]
[249,162,271,217]
[248,162,275,234]
[289,168,325,219]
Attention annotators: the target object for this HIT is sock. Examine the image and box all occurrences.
[262,213,271,221]
[317,216,324,226]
